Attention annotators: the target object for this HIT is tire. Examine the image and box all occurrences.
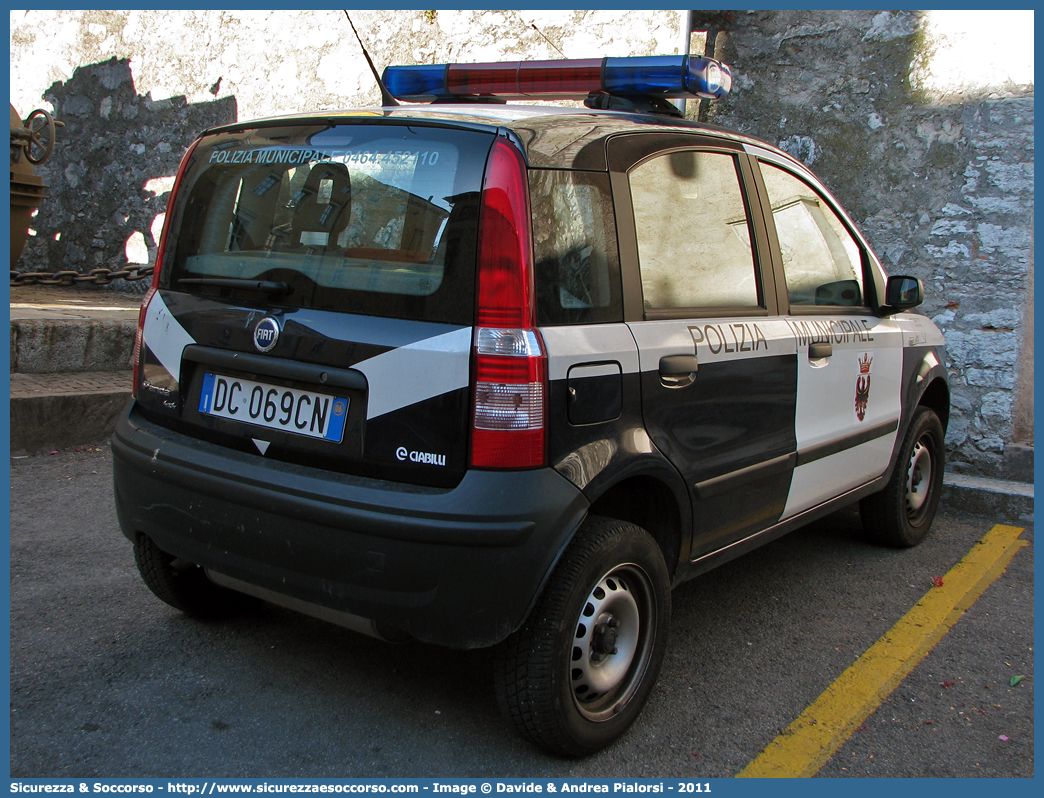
[860,406,945,548]
[493,515,671,757]
[133,534,258,618]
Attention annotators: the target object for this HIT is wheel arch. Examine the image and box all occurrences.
[585,471,689,581]
[917,374,950,431]
[879,352,950,491]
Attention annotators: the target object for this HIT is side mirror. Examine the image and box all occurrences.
[885,275,924,311]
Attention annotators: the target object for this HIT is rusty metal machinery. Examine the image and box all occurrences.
[11,103,61,267]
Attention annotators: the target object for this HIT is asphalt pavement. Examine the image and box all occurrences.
[9,445,1034,779]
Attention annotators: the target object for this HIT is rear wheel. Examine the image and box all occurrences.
[133,534,258,618]
[860,406,945,547]
[494,516,671,756]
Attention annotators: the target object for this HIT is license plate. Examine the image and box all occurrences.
[198,372,349,443]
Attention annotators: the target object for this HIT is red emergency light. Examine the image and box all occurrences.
[382,55,732,104]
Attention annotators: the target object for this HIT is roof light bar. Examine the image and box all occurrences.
[382,55,732,103]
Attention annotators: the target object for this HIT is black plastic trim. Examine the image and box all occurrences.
[879,343,950,487]
[112,405,592,648]
[680,475,888,581]
[609,171,645,323]
[115,407,547,547]
[183,344,368,392]
[643,306,770,321]
[795,418,899,467]
[695,452,796,500]
[788,306,879,317]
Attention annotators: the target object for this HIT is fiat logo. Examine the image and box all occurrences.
[253,317,280,353]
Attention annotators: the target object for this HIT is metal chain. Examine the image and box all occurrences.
[10,265,154,287]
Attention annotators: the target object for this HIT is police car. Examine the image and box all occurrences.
[112,54,949,756]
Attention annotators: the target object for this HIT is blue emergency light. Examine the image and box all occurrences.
[382,55,732,103]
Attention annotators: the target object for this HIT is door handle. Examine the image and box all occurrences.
[659,354,698,388]
[809,342,833,359]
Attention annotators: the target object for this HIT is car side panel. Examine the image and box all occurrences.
[627,318,798,557]
[781,315,904,518]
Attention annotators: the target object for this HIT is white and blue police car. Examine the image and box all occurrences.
[114,54,949,756]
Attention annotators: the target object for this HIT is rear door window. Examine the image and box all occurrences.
[166,123,495,324]
[629,149,761,312]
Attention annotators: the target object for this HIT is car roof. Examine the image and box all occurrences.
[203,103,792,171]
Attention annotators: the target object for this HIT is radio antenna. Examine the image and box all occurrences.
[343,11,399,106]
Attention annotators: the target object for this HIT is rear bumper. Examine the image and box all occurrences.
[112,404,590,648]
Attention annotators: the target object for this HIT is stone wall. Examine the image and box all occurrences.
[693,9,1033,475]
[9,9,1033,476]
[11,57,236,283]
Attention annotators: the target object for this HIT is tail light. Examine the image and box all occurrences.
[469,139,547,469]
[131,138,200,398]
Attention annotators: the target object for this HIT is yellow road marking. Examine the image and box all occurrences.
[737,524,1027,778]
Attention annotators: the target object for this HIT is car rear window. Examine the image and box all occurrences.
[165,122,495,324]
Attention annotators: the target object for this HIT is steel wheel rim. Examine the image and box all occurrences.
[905,437,933,518]
[569,563,655,722]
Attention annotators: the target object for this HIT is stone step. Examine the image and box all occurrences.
[942,473,1034,526]
[10,286,140,374]
[10,370,132,455]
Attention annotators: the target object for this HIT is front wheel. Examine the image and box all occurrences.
[494,516,671,757]
[860,406,945,547]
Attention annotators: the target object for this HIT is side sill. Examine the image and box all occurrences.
[676,476,885,585]
[796,418,898,467]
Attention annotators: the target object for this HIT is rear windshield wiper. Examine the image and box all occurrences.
[178,278,290,297]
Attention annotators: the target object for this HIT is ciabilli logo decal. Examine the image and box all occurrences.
[396,447,446,466]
